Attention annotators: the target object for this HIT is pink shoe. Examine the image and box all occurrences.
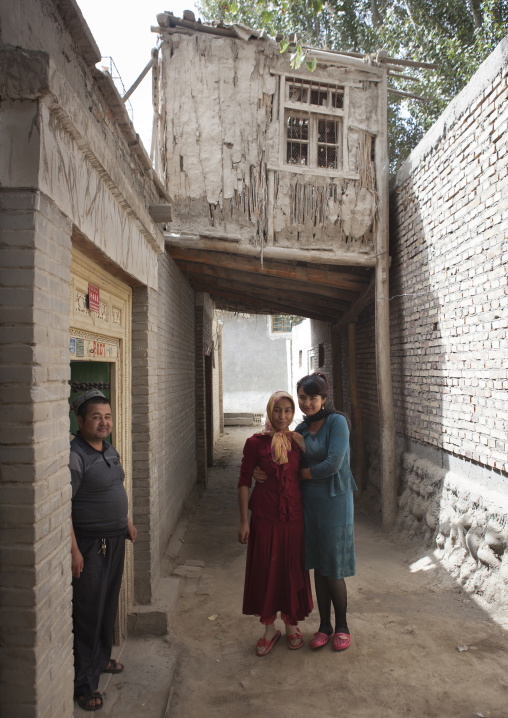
[310,631,333,649]
[287,626,304,650]
[333,632,351,651]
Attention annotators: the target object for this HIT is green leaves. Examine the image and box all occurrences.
[198,0,508,172]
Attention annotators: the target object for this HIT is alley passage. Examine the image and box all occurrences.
[95,427,508,718]
[167,427,508,718]
[160,428,508,717]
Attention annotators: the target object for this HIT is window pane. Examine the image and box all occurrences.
[288,83,308,103]
[286,114,309,166]
[287,141,308,165]
[331,91,344,109]
[271,315,292,333]
[317,145,337,169]
[318,119,337,143]
[287,115,309,140]
[310,88,328,106]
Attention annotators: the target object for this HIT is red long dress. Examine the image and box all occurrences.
[238,434,313,624]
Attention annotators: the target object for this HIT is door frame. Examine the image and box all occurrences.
[69,248,132,639]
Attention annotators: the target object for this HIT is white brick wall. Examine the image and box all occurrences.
[390,59,508,472]
[353,39,508,609]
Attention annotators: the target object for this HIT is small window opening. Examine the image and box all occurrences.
[318,343,325,367]
[298,350,303,368]
[271,315,292,333]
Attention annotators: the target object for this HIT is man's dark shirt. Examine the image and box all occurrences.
[69,432,128,537]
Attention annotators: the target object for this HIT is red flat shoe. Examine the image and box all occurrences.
[333,632,351,651]
[256,629,281,657]
[310,631,333,649]
[287,626,304,650]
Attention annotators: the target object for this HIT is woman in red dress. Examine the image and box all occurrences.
[238,390,313,656]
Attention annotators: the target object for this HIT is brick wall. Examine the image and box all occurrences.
[353,39,508,609]
[388,49,508,472]
[0,189,74,717]
[154,252,196,564]
[131,252,196,604]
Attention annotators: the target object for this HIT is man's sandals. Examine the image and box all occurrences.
[76,692,103,712]
[103,659,124,674]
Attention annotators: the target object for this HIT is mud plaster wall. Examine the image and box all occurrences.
[2,0,163,288]
[157,33,379,251]
[355,39,508,613]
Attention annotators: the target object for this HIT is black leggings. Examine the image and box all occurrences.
[314,569,349,635]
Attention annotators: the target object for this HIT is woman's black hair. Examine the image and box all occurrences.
[296,372,331,401]
[77,395,111,419]
[296,372,351,429]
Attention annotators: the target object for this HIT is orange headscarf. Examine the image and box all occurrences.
[256,390,305,465]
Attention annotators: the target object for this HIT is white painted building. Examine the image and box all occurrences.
[222,312,291,419]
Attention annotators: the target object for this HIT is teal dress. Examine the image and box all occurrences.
[296,413,357,580]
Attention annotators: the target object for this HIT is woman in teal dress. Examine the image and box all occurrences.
[295,371,357,651]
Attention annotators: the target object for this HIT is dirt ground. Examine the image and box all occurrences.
[92,427,508,718]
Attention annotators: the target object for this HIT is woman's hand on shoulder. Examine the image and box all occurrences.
[238,521,250,544]
[252,466,268,483]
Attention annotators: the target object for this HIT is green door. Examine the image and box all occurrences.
[69,361,111,438]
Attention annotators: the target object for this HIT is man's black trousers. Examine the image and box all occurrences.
[72,534,125,697]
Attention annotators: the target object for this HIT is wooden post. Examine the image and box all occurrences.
[376,66,397,529]
[331,329,344,411]
[267,169,275,246]
[347,322,364,493]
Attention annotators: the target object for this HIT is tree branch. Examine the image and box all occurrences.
[371,0,383,28]
[465,0,482,29]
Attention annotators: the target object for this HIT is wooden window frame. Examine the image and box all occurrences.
[271,315,293,334]
[280,76,349,175]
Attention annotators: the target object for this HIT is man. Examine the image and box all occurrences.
[69,389,136,712]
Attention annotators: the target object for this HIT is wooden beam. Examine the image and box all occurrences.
[184,271,347,315]
[196,282,341,319]
[383,57,436,70]
[348,323,364,493]
[388,87,428,102]
[332,277,375,331]
[189,280,338,322]
[175,261,353,308]
[376,69,397,530]
[387,71,420,82]
[165,234,377,267]
[166,245,370,295]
